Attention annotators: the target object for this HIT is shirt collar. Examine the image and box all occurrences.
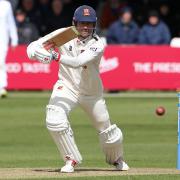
[76,36,92,45]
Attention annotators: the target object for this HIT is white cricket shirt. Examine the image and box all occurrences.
[28,28,105,96]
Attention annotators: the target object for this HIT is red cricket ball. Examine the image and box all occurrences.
[156,106,166,116]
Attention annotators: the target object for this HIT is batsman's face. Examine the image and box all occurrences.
[76,22,94,39]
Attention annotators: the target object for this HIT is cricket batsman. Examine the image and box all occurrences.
[27,5,129,173]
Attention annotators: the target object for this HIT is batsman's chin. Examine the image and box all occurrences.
[80,31,91,38]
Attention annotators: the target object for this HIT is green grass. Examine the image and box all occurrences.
[16,175,180,180]
[0,91,179,179]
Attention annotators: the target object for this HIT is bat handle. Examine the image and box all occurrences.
[43,41,55,51]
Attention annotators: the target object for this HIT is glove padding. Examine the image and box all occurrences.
[34,48,53,64]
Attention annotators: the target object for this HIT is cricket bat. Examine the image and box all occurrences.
[46,26,79,47]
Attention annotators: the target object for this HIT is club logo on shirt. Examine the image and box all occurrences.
[57,86,63,90]
[69,45,72,51]
[83,8,90,16]
[90,47,97,52]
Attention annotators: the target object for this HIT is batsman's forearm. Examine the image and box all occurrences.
[60,55,81,68]
[60,49,103,68]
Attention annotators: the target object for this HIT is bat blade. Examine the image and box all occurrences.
[47,26,79,47]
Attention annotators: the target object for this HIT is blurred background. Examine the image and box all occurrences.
[3,0,180,91]
[11,0,180,38]
[10,0,180,37]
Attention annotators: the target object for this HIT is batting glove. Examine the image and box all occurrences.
[43,41,60,61]
[34,48,53,64]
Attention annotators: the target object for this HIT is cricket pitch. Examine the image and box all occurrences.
[0,167,179,179]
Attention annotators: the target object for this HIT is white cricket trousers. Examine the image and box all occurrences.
[46,80,125,165]
[0,48,8,89]
[48,80,111,132]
